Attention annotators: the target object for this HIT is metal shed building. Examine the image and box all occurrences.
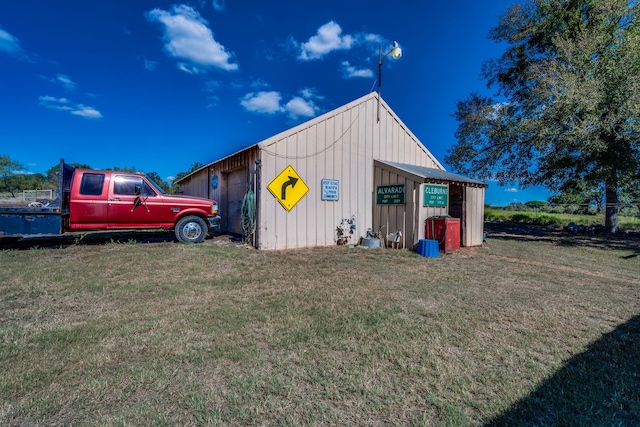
[177,93,487,250]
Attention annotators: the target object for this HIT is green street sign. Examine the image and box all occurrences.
[423,184,448,207]
[376,185,405,205]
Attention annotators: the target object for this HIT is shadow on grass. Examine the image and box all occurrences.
[485,221,640,257]
[484,315,640,427]
[0,230,177,250]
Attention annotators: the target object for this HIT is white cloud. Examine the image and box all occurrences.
[340,61,373,79]
[504,188,518,193]
[284,97,318,119]
[72,105,102,119]
[361,33,383,44]
[177,62,203,74]
[0,27,23,55]
[39,96,103,119]
[39,96,72,111]
[298,21,354,60]
[204,80,221,93]
[250,79,270,89]
[146,4,238,73]
[0,27,30,61]
[144,59,158,71]
[206,95,220,108]
[240,89,320,119]
[240,91,283,114]
[212,0,225,11]
[55,74,77,90]
[299,87,323,100]
[229,80,244,90]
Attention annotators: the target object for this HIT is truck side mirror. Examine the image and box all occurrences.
[134,185,142,196]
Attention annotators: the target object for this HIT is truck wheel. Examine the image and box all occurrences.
[175,216,208,243]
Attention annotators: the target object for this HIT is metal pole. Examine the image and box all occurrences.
[377,45,382,123]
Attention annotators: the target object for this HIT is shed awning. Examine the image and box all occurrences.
[375,160,487,187]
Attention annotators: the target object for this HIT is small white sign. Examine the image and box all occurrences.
[321,179,339,201]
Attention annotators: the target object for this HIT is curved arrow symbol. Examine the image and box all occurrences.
[281,176,298,200]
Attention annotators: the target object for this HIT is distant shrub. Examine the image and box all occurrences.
[510,213,532,223]
[531,214,562,226]
[485,211,497,221]
[497,212,562,226]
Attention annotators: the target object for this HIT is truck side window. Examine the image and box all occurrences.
[80,173,105,196]
[114,176,156,197]
[141,181,156,197]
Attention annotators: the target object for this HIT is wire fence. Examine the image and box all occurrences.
[486,202,640,228]
[493,202,640,215]
[22,189,54,201]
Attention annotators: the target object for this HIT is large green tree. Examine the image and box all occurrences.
[170,162,204,194]
[446,0,640,232]
[146,171,171,193]
[45,162,92,188]
[0,155,26,197]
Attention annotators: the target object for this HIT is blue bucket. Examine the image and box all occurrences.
[417,239,439,258]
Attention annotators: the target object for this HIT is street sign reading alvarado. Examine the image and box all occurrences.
[376,184,405,205]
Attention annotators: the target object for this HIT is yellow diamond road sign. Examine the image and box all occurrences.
[267,165,309,212]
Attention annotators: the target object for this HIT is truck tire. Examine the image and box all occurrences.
[175,215,208,243]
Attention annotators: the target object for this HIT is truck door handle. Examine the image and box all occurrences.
[109,198,120,201]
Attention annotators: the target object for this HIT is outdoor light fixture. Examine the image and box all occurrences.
[377,40,403,122]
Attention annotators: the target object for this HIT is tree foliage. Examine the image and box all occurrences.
[170,162,204,194]
[2,157,176,199]
[0,155,26,197]
[446,0,640,232]
[146,171,171,193]
[104,166,137,173]
[45,162,92,189]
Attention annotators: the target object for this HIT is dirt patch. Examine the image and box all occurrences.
[204,233,248,247]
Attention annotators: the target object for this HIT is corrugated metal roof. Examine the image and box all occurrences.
[377,160,487,187]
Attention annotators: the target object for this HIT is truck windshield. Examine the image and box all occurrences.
[146,176,167,194]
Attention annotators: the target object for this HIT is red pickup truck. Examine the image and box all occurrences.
[0,160,220,243]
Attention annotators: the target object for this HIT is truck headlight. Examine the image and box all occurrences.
[211,202,218,216]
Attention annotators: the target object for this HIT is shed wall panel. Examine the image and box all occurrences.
[372,166,416,250]
[464,187,485,246]
[226,167,247,235]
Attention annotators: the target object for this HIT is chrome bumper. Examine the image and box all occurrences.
[207,215,221,232]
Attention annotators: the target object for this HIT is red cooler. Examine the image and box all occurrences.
[425,217,460,253]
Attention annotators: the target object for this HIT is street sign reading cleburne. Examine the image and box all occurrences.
[267,165,309,211]
[423,184,448,207]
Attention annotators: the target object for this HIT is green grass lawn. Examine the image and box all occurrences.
[1,232,639,426]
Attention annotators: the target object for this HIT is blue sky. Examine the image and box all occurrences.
[1,0,550,205]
